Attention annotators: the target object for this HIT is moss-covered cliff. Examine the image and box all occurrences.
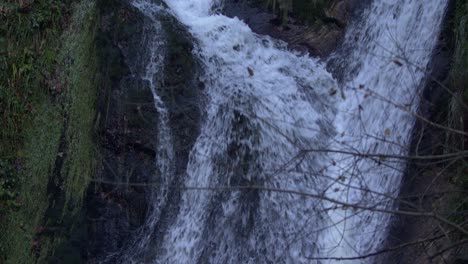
[0,0,99,262]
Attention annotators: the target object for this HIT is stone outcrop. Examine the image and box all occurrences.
[325,0,361,26]
[85,0,201,261]
[223,0,366,57]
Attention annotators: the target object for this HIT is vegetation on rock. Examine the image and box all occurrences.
[0,0,99,262]
[449,0,468,226]
[264,0,328,24]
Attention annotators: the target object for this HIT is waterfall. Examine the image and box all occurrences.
[320,0,448,260]
[117,0,448,263]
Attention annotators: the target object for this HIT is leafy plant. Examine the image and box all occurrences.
[0,159,20,213]
[265,0,327,25]
[0,0,68,158]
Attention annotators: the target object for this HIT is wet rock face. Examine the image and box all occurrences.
[222,0,365,57]
[159,18,202,176]
[86,0,202,261]
[384,2,460,263]
[87,0,153,260]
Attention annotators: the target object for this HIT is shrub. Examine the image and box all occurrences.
[266,0,327,25]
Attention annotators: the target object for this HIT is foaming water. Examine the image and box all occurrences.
[320,0,448,259]
[159,0,338,263]
[114,0,448,263]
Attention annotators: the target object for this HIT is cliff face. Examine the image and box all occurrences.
[86,0,201,260]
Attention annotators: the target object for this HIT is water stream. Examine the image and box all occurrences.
[115,0,448,262]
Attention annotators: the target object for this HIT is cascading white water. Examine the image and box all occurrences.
[115,2,176,262]
[157,1,338,262]
[120,0,448,263]
[320,0,448,260]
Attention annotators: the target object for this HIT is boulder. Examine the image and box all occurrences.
[223,0,365,57]
[325,0,362,27]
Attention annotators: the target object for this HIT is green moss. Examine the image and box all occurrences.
[263,0,327,24]
[0,0,99,262]
[0,0,70,260]
[448,0,468,169]
[0,101,63,263]
[58,0,99,214]
[451,0,468,93]
[0,0,66,158]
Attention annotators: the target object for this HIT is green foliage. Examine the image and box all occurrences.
[443,1,467,155]
[0,0,99,262]
[0,159,20,213]
[445,0,468,230]
[0,1,69,260]
[0,101,63,264]
[265,0,327,25]
[451,0,468,91]
[0,0,70,217]
[1,0,63,35]
[59,0,99,211]
[0,0,68,159]
[447,0,468,157]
